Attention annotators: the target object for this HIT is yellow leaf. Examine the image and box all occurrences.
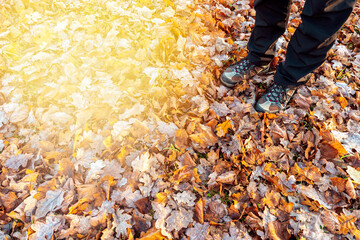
[193,168,202,183]
[103,135,112,148]
[216,119,232,137]
[155,190,170,204]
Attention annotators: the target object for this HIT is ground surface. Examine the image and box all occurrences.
[0,0,360,239]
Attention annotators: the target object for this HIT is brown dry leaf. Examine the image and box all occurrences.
[345,178,356,199]
[328,141,347,156]
[262,191,281,209]
[216,171,236,185]
[216,119,233,137]
[34,178,58,200]
[195,199,205,224]
[175,129,190,150]
[204,200,226,223]
[135,197,151,214]
[304,141,314,160]
[68,198,88,214]
[170,166,193,184]
[58,158,74,177]
[303,165,321,183]
[320,210,340,234]
[330,177,346,192]
[319,142,339,160]
[301,195,320,212]
[267,220,291,240]
[0,192,18,212]
[264,146,289,162]
[189,124,217,150]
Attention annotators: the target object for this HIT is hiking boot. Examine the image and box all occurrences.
[255,82,297,113]
[220,57,270,88]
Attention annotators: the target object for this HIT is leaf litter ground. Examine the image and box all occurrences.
[0,0,360,239]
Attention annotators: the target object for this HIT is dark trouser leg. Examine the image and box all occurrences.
[247,0,293,66]
[274,0,356,88]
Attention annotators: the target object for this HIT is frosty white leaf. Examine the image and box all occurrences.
[210,101,231,117]
[114,209,132,238]
[173,191,196,207]
[0,140,4,152]
[24,191,38,216]
[4,153,33,170]
[152,202,172,236]
[51,112,73,125]
[102,160,124,179]
[191,95,210,114]
[143,67,159,85]
[131,152,155,172]
[118,103,145,120]
[157,121,178,137]
[85,160,106,183]
[139,173,153,197]
[0,111,7,128]
[346,166,360,184]
[172,68,197,88]
[223,222,252,240]
[8,104,28,123]
[111,118,136,140]
[186,222,210,240]
[31,215,65,240]
[165,207,193,232]
[35,189,65,218]
[122,186,143,208]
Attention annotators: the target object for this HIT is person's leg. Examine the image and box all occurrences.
[274,0,357,88]
[255,0,356,113]
[247,0,293,66]
[220,0,292,88]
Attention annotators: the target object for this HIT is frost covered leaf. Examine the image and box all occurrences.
[173,191,196,207]
[7,104,28,123]
[132,152,155,172]
[35,189,64,218]
[165,207,193,232]
[347,166,360,184]
[30,215,65,240]
[4,153,33,170]
[114,209,132,238]
[85,160,106,183]
[186,222,210,240]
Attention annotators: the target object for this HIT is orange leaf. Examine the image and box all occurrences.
[216,119,233,137]
[337,213,358,235]
[139,227,167,240]
[195,199,205,224]
[338,96,348,108]
[329,141,347,156]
